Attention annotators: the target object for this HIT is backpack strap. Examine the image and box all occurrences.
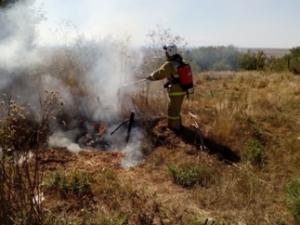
[169,60,182,81]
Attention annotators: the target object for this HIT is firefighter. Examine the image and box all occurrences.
[147,44,189,131]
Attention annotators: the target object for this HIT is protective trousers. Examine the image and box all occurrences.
[168,90,186,130]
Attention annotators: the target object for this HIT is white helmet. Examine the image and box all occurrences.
[163,44,178,57]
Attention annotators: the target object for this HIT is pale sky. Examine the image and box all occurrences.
[35,0,300,48]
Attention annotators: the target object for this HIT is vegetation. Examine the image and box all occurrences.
[193,220,231,225]
[241,138,264,166]
[0,0,19,8]
[0,93,60,225]
[145,26,300,75]
[0,26,300,223]
[168,163,214,188]
[239,47,300,74]
[239,50,266,70]
[1,68,300,224]
[45,211,128,225]
[185,46,240,72]
[289,47,300,74]
[180,45,300,74]
[285,179,300,225]
[44,171,92,198]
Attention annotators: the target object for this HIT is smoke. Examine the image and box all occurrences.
[121,128,145,168]
[48,131,81,153]
[0,0,40,71]
[0,0,148,168]
[72,39,143,121]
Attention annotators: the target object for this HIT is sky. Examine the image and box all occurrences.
[34,0,300,48]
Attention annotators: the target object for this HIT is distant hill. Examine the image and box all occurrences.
[238,48,290,58]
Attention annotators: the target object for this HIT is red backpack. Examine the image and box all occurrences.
[177,63,194,91]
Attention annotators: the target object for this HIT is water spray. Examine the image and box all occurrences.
[120,78,148,88]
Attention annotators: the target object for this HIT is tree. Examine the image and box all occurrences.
[290,47,300,57]
[288,47,300,74]
[185,46,240,72]
[0,0,19,8]
[239,50,266,71]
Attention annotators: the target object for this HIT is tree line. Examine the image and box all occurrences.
[184,46,300,74]
[0,0,19,8]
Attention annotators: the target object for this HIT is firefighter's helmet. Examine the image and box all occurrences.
[163,44,178,57]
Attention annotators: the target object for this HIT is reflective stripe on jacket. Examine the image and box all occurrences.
[168,115,181,120]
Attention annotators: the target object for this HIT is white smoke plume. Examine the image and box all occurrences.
[48,131,81,153]
[0,0,148,167]
[0,0,42,70]
[121,128,145,168]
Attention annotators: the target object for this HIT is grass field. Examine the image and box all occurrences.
[1,71,300,225]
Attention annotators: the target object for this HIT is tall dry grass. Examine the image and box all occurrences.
[185,71,300,224]
[0,92,61,225]
[131,71,300,224]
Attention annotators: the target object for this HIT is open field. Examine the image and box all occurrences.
[2,71,300,225]
[1,1,300,225]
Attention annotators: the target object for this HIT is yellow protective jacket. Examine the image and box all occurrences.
[150,60,186,97]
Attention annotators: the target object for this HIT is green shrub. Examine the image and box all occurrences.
[168,163,213,188]
[185,46,240,72]
[289,57,300,74]
[239,51,266,71]
[44,171,92,197]
[266,56,289,72]
[284,179,300,224]
[241,138,264,166]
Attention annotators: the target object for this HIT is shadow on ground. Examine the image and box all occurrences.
[138,118,240,164]
[175,126,241,164]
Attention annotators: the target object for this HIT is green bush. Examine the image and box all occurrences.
[289,57,300,74]
[241,138,264,166]
[266,56,289,72]
[239,51,266,71]
[168,163,213,188]
[284,179,300,225]
[185,46,240,72]
[44,171,92,197]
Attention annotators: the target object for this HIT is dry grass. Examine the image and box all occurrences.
[0,92,61,225]
[1,70,300,225]
[182,71,300,224]
[130,71,300,224]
